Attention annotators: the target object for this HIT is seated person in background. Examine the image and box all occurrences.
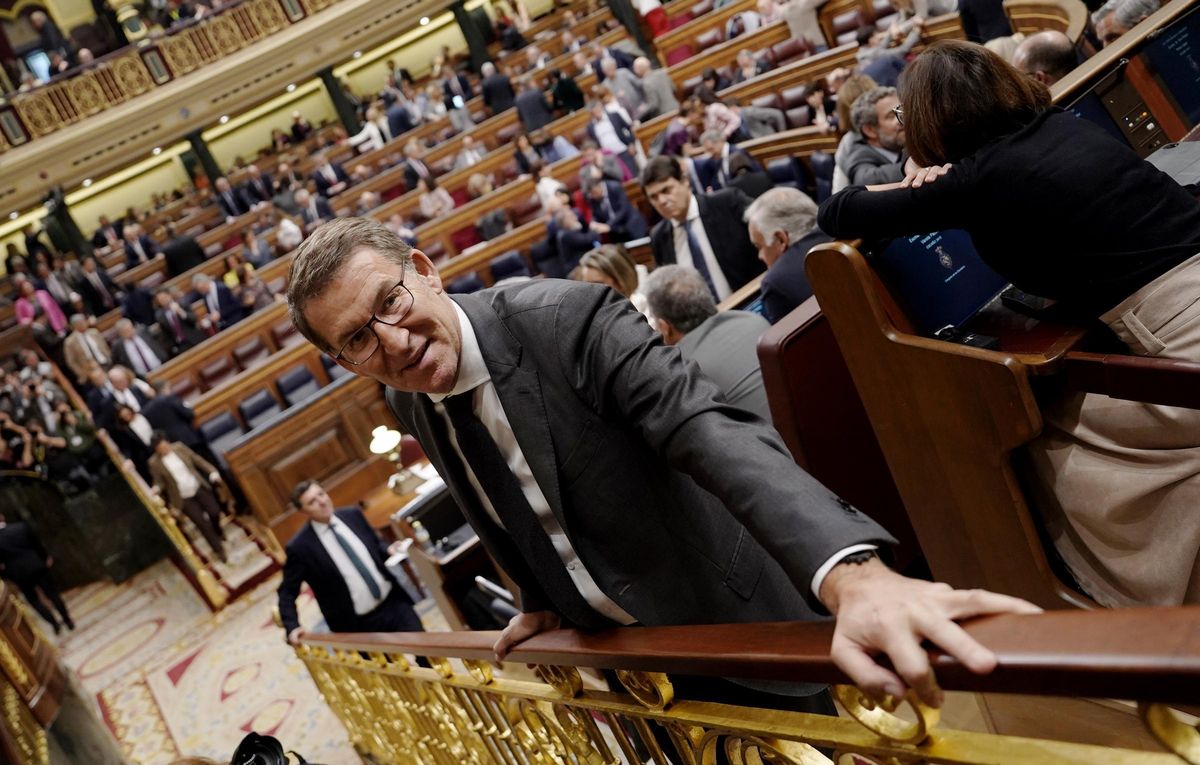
[732,49,770,85]
[584,175,649,242]
[270,128,291,152]
[531,128,580,165]
[660,98,705,157]
[554,207,604,273]
[295,188,334,231]
[416,176,455,220]
[356,191,382,217]
[14,279,68,336]
[697,88,747,142]
[122,224,159,268]
[188,273,244,331]
[586,100,638,177]
[242,164,274,205]
[222,252,253,288]
[643,155,763,301]
[92,215,122,250]
[551,68,586,113]
[149,432,228,563]
[53,401,109,482]
[727,96,787,139]
[698,129,761,191]
[1096,0,1159,47]
[111,318,166,378]
[348,163,372,186]
[700,66,731,93]
[290,110,311,142]
[384,213,418,246]
[214,177,252,220]
[745,187,831,323]
[643,265,772,422]
[836,86,906,187]
[401,140,434,190]
[856,19,925,75]
[154,290,206,358]
[162,223,207,277]
[467,175,510,241]
[819,40,1200,608]
[311,155,349,197]
[572,244,649,315]
[532,160,568,212]
[63,313,111,384]
[276,216,304,251]
[0,514,74,634]
[237,269,279,314]
[513,133,543,175]
[454,135,487,170]
[241,228,275,269]
[725,152,774,199]
[1012,30,1078,86]
[278,480,423,646]
[798,80,837,132]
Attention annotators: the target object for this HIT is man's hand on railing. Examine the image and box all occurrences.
[819,557,1041,708]
[494,610,561,662]
[288,628,307,646]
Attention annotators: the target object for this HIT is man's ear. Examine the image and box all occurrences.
[410,249,444,293]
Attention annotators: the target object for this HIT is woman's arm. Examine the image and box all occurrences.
[817,165,973,241]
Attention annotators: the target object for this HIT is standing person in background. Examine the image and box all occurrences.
[149,433,228,563]
[0,514,74,634]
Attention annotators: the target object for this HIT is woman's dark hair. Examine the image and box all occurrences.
[899,40,1051,166]
[800,78,827,101]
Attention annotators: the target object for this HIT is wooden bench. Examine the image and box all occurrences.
[1003,0,1089,41]
[654,0,757,66]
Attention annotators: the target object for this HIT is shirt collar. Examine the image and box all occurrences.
[674,194,700,228]
[428,301,491,403]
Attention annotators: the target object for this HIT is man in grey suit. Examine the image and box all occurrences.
[633,57,679,121]
[286,217,1038,711]
[642,265,771,422]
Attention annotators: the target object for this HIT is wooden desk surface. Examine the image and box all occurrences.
[965,302,1089,373]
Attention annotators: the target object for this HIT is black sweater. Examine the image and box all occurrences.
[818,108,1200,317]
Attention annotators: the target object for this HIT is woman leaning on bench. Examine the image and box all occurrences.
[818,40,1200,609]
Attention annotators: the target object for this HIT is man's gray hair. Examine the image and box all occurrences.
[481,61,496,77]
[115,318,133,333]
[642,265,717,334]
[1092,0,1117,23]
[191,273,211,288]
[850,86,897,133]
[1114,0,1158,27]
[69,313,86,326]
[744,187,819,244]
[700,129,726,145]
[287,216,413,351]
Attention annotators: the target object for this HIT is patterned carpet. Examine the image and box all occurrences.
[54,560,362,764]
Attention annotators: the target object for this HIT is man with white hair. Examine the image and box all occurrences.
[188,273,243,330]
[110,318,166,378]
[601,57,644,117]
[745,187,832,323]
[1097,0,1158,46]
[480,61,516,115]
[632,56,678,121]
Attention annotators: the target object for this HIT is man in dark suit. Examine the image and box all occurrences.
[121,285,158,328]
[143,382,218,466]
[121,225,159,268]
[586,102,637,176]
[386,99,415,140]
[480,62,516,115]
[401,142,433,192]
[215,177,253,220]
[110,318,167,376]
[552,208,601,273]
[188,274,243,330]
[745,187,833,324]
[0,514,74,633]
[286,218,1039,712]
[277,480,423,644]
[154,290,206,357]
[514,78,555,132]
[295,189,334,231]
[642,155,764,301]
[161,224,207,277]
[311,156,349,198]
[91,215,123,249]
[77,256,122,316]
[241,164,275,205]
[699,130,762,191]
[584,177,648,242]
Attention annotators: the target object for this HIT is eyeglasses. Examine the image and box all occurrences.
[892,105,904,126]
[333,267,415,366]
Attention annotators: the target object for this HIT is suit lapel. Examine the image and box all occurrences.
[454,295,569,530]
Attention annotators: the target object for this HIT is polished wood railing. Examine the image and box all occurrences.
[0,582,63,765]
[295,609,1200,764]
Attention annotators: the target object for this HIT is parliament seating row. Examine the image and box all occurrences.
[656,0,757,66]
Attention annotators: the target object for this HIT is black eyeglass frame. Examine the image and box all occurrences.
[892,105,904,125]
[332,267,413,366]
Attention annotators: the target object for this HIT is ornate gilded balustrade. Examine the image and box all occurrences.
[0,583,62,765]
[0,0,339,152]
[296,608,1200,765]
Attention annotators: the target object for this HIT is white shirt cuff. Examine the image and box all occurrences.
[810,544,880,601]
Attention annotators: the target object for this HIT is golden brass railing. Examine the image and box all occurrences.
[295,608,1200,765]
[0,584,61,765]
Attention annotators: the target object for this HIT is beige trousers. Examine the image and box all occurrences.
[1027,254,1200,608]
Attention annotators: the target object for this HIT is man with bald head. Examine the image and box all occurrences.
[284,216,1040,717]
[1013,30,1077,85]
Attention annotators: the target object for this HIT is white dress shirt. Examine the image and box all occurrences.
[592,117,627,155]
[123,335,161,376]
[313,517,392,615]
[161,450,200,499]
[84,332,108,364]
[432,304,638,625]
[672,195,733,300]
[129,412,153,444]
[433,303,875,611]
[112,386,142,412]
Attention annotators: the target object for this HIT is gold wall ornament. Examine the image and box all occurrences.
[110,54,154,97]
[206,15,245,56]
[66,75,107,117]
[616,669,675,710]
[161,35,203,75]
[248,0,287,35]
[534,664,584,697]
[832,685,939,746]
[14,94,59,137]
[1139,703,1200,764]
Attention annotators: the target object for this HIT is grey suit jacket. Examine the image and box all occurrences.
[386,281,893,630]
[676,311,772,423]
[639,69,679,120]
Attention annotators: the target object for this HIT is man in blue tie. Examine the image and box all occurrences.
[277,480,424,645]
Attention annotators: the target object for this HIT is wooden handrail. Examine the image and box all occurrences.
[653,0,758,66]
[302,607,1200,704]
[1061,351,1200,410]
[1003,0,1089,42]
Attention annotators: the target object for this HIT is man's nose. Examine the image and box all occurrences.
[374,319,411,353]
